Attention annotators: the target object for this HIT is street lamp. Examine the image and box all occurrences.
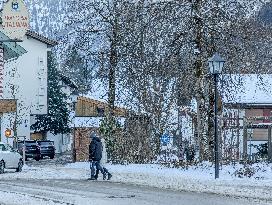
[70,93,78,163]
[208,52,225,179]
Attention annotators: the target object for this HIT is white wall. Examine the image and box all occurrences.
[0,35,49,143]
[47,132,71,154]
[17,35,48,115]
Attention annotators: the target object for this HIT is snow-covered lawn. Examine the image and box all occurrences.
[66,162,272,200]
[1,162,272,201]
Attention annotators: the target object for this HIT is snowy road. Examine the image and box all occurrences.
[0,179,270,205]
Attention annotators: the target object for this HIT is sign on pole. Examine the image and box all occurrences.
[5,128,12,137]
[161,134,171,145]
[2,0,30,40]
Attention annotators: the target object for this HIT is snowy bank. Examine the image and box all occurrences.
[1,162,272,201]
[65,162,272,200]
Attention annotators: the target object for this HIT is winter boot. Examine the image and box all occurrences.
[95,169,99,180]
[88,175,96,180]
[107,173,112,180]
[103,172,107,180]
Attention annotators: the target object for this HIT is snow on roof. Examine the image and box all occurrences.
[223,74,272,104]
[26,30,58,46]
[74,117,125,128]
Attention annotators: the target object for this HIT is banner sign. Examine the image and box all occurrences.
[2,0,30,40]
[0,99,17,113]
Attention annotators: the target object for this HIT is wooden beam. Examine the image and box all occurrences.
[243,118,248,161]
[268,126,272,162]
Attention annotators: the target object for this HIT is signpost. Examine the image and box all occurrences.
[161,133,171,162]
[2,0,30,40]
[5,128,11,137]
[161,134,171,145]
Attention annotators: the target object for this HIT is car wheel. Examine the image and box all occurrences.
[0,161,4,174]
[50,155,54,159]
[16,160,23,172]
[41,155,44,159]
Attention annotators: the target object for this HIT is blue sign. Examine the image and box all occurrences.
[161,134,170,145]
[12,1,19,11]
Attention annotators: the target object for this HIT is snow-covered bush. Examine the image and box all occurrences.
[233,163,267,178]
[233,166,256,178]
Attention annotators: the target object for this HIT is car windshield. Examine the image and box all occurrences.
[5,144,14,151]
[25,141,37,146]
[0,144,5,151]
[39,141,54,146]
[0,144,14,151]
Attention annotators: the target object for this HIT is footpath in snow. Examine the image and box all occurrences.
[1,162,272,201]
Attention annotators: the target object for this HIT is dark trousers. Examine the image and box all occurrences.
[95,166,110,176]
[90,161,104,177]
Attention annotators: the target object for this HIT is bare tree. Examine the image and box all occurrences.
[62,0,271,162]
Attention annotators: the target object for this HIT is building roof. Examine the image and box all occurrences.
[223,75,272,104]
[0,31,27,60]
[76,96,127,117]
[26,30,58,46]
[224,102,272,109]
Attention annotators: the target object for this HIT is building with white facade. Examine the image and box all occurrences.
[0,30,57,143]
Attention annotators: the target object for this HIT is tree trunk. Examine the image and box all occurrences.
[108,16,118,120]
[242,118,248,161]
[193,0,207,161]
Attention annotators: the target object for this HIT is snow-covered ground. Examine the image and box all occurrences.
[1,162,272,202]
[66,162,272,200]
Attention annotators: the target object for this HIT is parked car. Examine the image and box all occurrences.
[0,142,23,174]
[18,140,41,161]
[37,140,55,159]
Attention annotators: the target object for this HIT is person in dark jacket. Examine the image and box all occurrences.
[89,132,112,180]
[95,137,112,180]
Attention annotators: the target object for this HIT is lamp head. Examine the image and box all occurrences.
[208,53,225,74]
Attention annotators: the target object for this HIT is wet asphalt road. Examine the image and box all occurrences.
[0,178,270,205]
[1,153,269,205]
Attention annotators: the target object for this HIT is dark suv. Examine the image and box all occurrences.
[38,140,55,159]
[18,140,41,161]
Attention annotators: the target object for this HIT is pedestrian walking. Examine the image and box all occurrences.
[89,132,104,180]
[89,132,112,180]
[94,137,112,180]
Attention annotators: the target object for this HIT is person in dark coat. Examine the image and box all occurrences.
[95,137,112,180]
[89,132,112,180]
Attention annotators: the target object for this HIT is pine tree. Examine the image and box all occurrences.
[62,46,90,94]
[31,52,70,135]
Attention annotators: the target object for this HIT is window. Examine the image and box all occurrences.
[39,88,45,96]
[5,144,13,152]
[38,141,54,146]
[97,107,105,117]
[0,144,5,151]
[38,57,44,66]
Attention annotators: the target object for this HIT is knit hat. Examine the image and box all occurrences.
[90,132,97,138]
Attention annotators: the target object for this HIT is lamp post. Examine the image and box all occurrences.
[208,53,225,179]
[70,93,78,163]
